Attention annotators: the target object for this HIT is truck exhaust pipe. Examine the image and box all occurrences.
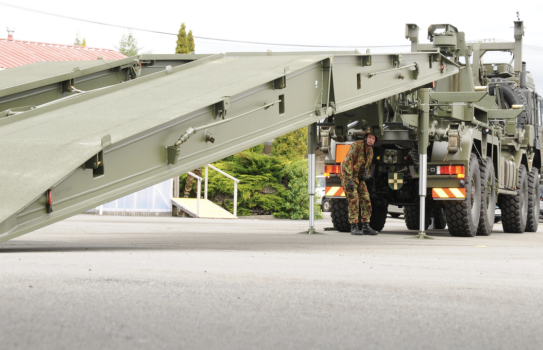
[520,61,527,89]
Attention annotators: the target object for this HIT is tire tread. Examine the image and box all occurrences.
[500,165,527,233]
[443,154,480,237]
[368,201,387,231]
[525,168,539,232]
[477,157,495,236]
[403,204,430,231]
[330,199,351,232]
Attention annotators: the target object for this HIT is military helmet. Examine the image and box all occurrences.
[363,127,378,142]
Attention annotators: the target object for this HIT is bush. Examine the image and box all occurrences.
[204,152,287,216]
[274,159,323,220]
[179,131,322,220]
[272,127,307,159]
[222,151,284,180]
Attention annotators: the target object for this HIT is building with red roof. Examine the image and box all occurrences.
[0,29,126,69]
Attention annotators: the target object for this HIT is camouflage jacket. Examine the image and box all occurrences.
[340,140,373,182]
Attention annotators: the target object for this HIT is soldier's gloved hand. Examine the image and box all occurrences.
[346,178,355,191]
[362,172,370,181]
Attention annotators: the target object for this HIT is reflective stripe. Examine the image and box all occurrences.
[326,186,340,196]
[434,188,448,198]
[325,186,345,197]
[450,188,465,198]
[432,188,466,200]
[443,188,455,197]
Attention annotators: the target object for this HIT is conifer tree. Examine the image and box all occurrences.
[81,38,86,47]
[74,32,82,46]
[116,30,141,56]
[175,23,189,54]
[187,30,195,53]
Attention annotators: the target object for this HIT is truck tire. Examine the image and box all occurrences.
[364,200,387,232]
[488,78,529,128]
[443,154,481,237]
[330,199,351,232]
[525,168,540,232]
[499,164,528,233]
[433,204,447,229]
[403,204,430,231]
[477,157,496,236]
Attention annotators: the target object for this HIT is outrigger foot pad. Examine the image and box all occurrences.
[298,227,326,235]
[406,231,436,239]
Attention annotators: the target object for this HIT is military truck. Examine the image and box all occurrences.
[322,20,542,237]
[1,20,531,243]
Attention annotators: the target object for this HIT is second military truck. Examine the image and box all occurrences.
[322,20,542,237]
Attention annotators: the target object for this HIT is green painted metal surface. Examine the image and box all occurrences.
[0,48,458,242]
[0,54,207,113]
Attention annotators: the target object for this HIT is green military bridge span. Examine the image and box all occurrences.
[0,50,459,243]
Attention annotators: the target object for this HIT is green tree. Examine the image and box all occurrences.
[175,23,189,54]
[74,32,82,46]
[272,127,308,159]
[187,30,195,53]
[81,38,86,47]
[116,30,141,56]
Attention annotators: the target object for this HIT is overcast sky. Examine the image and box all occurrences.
[1,0,542,84]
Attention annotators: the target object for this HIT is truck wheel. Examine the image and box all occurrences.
[403,204,430,231]
[330,199,351,232]
[488,78,529,128]
[499,164,528,233]
[525,168,539,232]
[433,204,447,229]
[365,200,387,231]
[477,157,496,236]
[443,153,481,237]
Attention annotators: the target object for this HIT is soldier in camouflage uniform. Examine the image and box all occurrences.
[339,128,378,235]
[183,168,202,198]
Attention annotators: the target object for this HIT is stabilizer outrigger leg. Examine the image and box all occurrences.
[407,88,435,240]
[299,123,325,235]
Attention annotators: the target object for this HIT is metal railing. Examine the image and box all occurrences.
[187,171,203,216]
[204,164,240,216]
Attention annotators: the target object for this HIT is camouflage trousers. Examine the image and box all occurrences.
[340,178,372,224]
[183,168,203,197]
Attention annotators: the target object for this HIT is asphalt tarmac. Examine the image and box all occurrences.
[1,214,542,350]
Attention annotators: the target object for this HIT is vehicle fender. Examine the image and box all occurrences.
[514,148,527,174]
[430,127,475,168]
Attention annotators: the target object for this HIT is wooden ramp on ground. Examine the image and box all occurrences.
[171,198,237,219]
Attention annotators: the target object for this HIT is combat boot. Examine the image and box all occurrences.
[351,224,363,235]
[362,223,378,235]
